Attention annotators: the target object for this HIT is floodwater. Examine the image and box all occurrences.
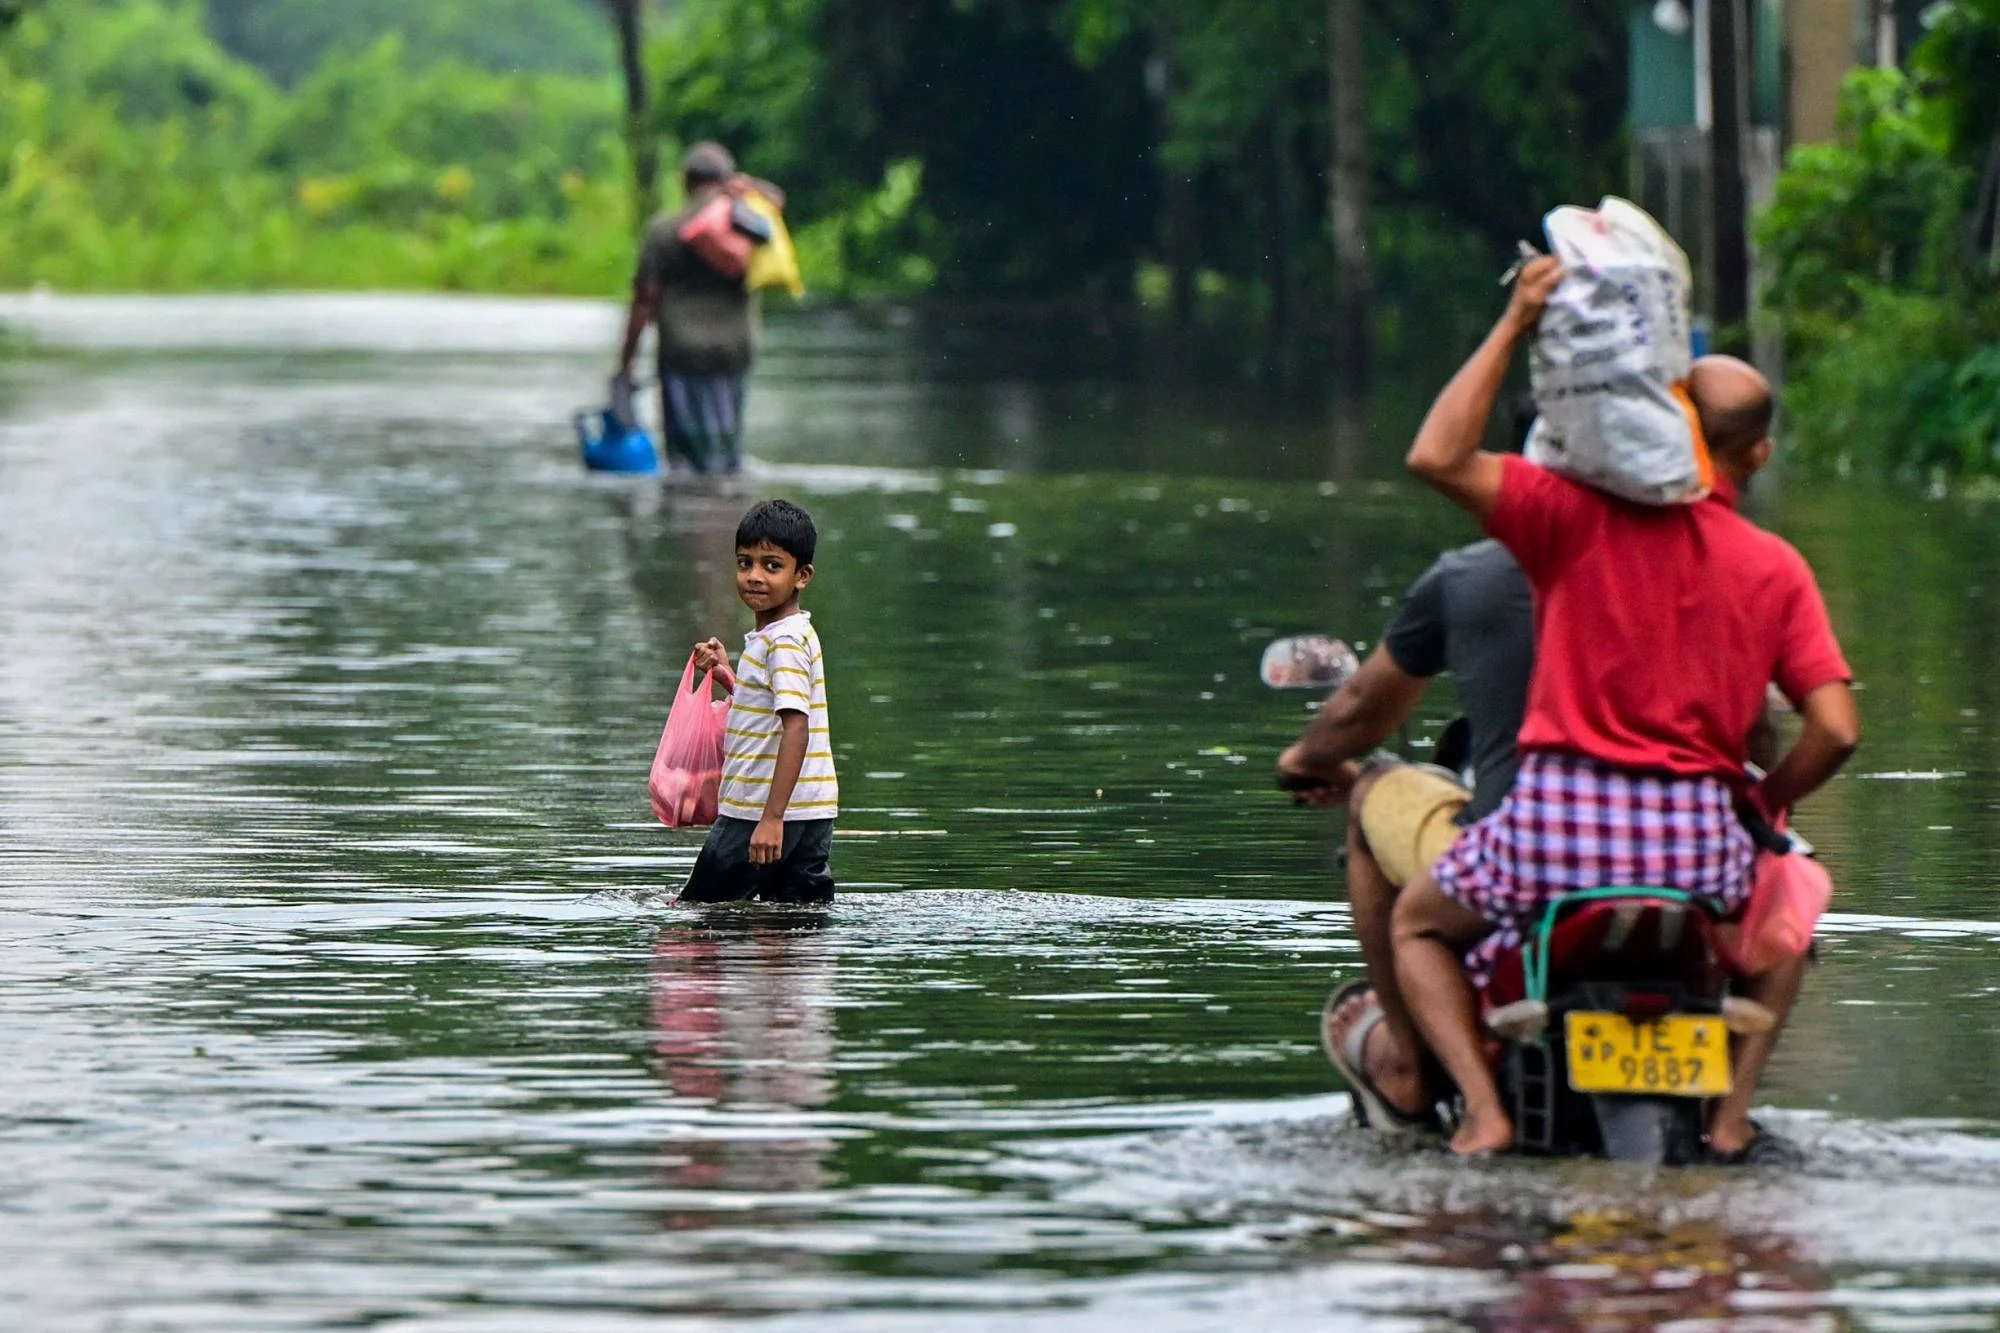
[4,293,2000,1332]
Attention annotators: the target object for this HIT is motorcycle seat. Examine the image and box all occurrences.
[1484,890,1731,1010]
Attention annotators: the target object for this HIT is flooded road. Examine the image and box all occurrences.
[4,294,2000,1330]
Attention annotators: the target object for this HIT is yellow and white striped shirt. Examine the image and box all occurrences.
[719,611,838,822]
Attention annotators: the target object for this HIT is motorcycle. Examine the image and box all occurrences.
[1266,635,1776,1164]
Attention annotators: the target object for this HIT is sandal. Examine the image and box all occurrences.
[1321,980,1442,1133]
[1705,1120,1804,1167]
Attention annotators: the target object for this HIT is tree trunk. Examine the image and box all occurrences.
[605,0,659,224]
[1972,122,2000,274]
[1326,0,1371,396]
[1164,168,1199,326]
[1262,114,1298,370]
[1706,0,1750,354]
[1150,41,1199,328]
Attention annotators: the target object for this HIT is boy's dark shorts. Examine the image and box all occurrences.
[679,816,836,904]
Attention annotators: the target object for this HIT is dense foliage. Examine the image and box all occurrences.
[1,0,1636,359]
[15,0,1992,455]
[650,0,1630,355]
[0,0,637,292]
[204,0,610,83]
[1759,0,2000,478]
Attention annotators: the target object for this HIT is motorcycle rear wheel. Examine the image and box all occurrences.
[1589,1094,1706,1165]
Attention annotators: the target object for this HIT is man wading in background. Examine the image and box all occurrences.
[616,141,760,474]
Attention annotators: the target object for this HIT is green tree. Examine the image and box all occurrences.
[0,0,633,293]
[1759,0,2000,478]
[205,0,612,82]
[645,0,1629,347]
[652,0,1159,298]
[598,0,658,222]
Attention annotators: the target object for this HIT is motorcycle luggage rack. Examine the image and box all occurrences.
[1521,887,1727,1005]
[1507,1040,1560,1154]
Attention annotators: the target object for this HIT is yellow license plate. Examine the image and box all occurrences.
[1564,1011,1731,1097]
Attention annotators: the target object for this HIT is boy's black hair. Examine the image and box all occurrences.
[736,499,817,567]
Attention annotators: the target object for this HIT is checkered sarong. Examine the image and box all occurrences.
[1433,751,1756,989]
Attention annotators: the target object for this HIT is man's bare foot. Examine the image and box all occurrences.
[1707,1113,1757,1157]
[1325,986,1428,1120]
[1448,1105,1514,1156]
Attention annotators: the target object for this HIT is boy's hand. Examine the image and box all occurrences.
[691,637,728,673]
[749,815,785,865]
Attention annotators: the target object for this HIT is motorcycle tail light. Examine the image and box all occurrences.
[1622,992,1674,1021]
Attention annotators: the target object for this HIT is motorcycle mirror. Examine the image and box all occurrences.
[1259,635,1359,691]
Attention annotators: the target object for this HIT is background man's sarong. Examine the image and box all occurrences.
[660,373,746,473]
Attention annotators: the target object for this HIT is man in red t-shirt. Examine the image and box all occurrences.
[1392,257,1861,1157]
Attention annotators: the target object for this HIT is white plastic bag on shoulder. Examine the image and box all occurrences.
[1524,196,1712,506]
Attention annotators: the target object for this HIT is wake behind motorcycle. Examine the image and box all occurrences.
[1268,635,1776,1165]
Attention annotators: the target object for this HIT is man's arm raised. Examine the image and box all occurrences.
[1405,257,1562,519]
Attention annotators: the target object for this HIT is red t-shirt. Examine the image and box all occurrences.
[1487,455,1851,780]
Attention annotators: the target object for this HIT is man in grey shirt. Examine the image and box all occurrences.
[1378,539,1533,823]
[1277,538,1532,1128]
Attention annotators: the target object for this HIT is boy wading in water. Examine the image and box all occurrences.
[682,500,838,903]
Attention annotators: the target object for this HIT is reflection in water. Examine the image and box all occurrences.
[1432,1208,1830,1333]
[653,914,837,1201]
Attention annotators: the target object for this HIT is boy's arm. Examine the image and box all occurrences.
[1405,257,1562,519]
[691,637,736,692]
[750,710,808,864]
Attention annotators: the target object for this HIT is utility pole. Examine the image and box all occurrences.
[1327,0,1371,396]
[1874,0,1899,68]
[1705,0,1749,354]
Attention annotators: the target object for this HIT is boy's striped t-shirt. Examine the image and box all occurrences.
[719,611,838,822]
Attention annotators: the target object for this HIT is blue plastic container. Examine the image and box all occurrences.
[574,408,660,474]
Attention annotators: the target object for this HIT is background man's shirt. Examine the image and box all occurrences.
[634,192,758,377]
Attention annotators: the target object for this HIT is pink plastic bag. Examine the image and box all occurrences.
[648,656,731,828]
[1734,850,1833,974]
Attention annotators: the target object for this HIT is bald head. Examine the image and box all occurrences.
[1688,355,1773,463]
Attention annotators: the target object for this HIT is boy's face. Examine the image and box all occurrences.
[735,540,812,616]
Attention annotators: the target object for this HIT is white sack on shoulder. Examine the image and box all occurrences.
[1524,196,1713,506]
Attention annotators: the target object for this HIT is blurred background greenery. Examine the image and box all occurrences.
[0,0,1995,477]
